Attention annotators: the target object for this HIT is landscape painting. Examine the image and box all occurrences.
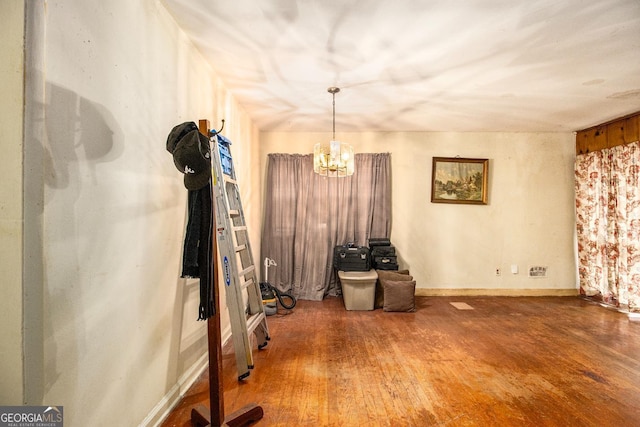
[431,157,488,205]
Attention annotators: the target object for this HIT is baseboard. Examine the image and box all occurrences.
[415,288,580,297]
[142,327,233,427]
[140,352,208,427]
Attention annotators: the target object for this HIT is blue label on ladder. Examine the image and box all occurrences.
[224,256,231,286]
[217,136,233,176]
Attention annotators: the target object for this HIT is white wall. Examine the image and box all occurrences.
[260,131,578,294]
[20,0,260,425]
[0,0,26,405]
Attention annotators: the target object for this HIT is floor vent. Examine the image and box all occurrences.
[528,266,548,278]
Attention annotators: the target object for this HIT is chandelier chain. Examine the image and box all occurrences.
[328,86,340,141]
[332,92,335,140]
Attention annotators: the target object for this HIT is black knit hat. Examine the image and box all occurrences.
[171,129,212,190]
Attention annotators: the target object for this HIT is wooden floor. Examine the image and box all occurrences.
[160,296,640,426]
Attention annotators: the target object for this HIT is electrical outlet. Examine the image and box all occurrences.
[495,268,501,276]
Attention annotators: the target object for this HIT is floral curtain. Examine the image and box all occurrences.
[575,141,640,311]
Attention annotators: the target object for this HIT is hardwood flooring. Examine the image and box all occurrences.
[160,296,640,426]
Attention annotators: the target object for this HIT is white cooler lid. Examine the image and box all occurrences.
[338,269,378,280]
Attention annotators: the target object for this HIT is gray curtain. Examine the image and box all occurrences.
[260,153,391,300]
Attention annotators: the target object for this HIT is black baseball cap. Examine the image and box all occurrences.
[171,129,212,190]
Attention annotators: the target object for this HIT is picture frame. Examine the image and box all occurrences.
[431,157,489,205]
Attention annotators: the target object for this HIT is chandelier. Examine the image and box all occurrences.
[313,87,354,177]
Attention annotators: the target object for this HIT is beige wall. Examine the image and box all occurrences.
[260,131,578,294]
[0,0,26,405]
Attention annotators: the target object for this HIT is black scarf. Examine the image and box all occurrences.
[181,180,215,320]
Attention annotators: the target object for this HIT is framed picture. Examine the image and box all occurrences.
[431,157,489,205]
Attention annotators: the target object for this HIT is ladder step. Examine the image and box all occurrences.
[238,265,255,277]
[233,225,247,232]
[241,277,254,290]
[246,311,266,335]
[235,244,247,252]
[229,209,240,216]
[223,175,237,185]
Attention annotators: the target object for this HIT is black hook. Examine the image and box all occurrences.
[209,119,225,137]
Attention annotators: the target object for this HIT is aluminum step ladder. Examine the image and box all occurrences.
[205,123,270,380]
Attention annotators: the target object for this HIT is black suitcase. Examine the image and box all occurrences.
[371,245,396,257]
[373,255,398,270]
[368,237,391,247]
[333,245,371,271]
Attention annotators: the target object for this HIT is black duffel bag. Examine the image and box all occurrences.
[368,237,391,247]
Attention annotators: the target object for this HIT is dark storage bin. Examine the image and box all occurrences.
[333,245,371,271]
[373,255,399,270]
[371,245,396,257]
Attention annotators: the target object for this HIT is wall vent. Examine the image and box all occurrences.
[528,266,548,278]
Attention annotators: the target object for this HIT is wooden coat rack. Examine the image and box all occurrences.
[190,119,263,427]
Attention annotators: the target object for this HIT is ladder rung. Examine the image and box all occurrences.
[238,265,255,277]
[241,277,254,290]
[246,311,266,334]
[235,244,247,252]
[229,209,240,216]
[233,225,247,232]
[223,175,237,185]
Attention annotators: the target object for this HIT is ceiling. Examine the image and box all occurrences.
[161,0,640,132]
